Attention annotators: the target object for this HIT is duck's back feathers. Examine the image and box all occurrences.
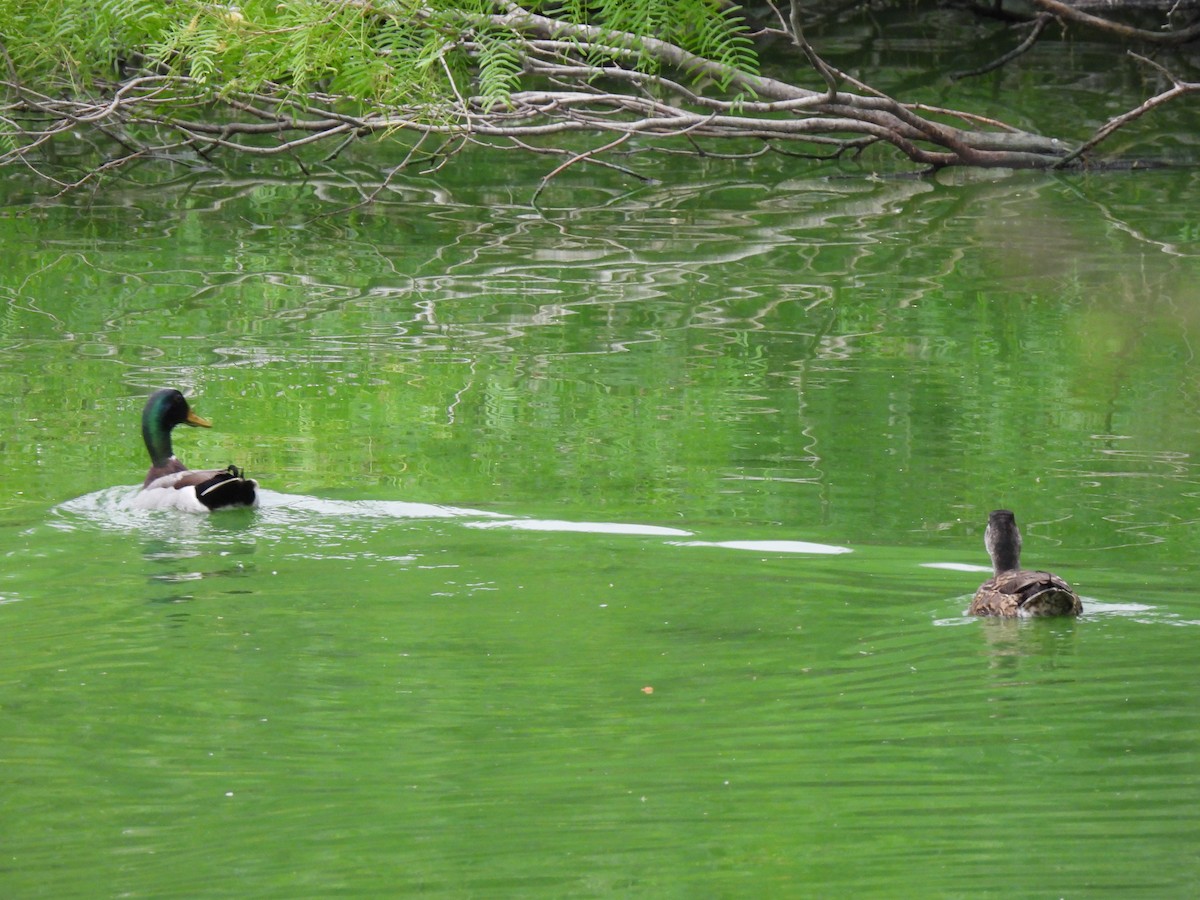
[136,465,258,512]
[143,455,188,488]
[969,569,1081,617]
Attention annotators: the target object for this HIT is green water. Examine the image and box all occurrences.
[4,148,1200,893]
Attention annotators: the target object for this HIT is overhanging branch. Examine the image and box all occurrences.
[0,0,1196,196]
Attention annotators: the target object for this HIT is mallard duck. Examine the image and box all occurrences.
[132,388,258,512]
[968,510,1081,617]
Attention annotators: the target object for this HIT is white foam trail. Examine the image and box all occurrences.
[466,519,693,537]
[668,539,852,554]
[922,562,993,573]
[256,489,507,521]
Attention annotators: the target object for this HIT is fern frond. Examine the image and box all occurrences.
[475,29,525,112]
[682,2,758,87]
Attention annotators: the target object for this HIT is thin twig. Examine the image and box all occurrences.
[788,1,839,99]
[1057,53,1200,167]
[531,131,642,206]
[951,13,1055,80]
[1033,0,1200,44]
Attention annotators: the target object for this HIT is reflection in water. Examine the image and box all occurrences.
[138,536,258,605]
[5,148,1200,900]
[972,615,1081,676]
[9,169,1200,557]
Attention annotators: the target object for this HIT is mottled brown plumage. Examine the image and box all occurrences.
[968,510,1081,617]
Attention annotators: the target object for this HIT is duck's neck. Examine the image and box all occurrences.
[992,541,1021,573]
[986,512,1023,573]
[142,413,176,468]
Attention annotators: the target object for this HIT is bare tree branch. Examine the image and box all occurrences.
[952,13,1057,80]
[1057,52,1200,166]
[531,131,638,205]
[1,0,1197,197]
[1033,0,1200,43]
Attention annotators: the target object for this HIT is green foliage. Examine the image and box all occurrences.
[0,0,759,168]
[0,0,759,101]
[679,2,757,87]
[148,8,225,86]
[0,0,115,86]
[475,27,525,111]
[530,0,758,85]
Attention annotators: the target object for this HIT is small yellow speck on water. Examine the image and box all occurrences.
[641,686,654,694]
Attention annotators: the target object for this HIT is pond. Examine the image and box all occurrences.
[3,66,1200,900]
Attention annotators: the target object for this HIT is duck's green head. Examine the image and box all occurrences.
[142,388,211,465]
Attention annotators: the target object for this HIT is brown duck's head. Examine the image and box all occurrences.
[984,509,1022,573]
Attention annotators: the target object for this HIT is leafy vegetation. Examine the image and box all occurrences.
[0,0,1197,194]
[1,0,758,100]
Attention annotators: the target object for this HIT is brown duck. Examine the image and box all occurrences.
[968,510,1081,617]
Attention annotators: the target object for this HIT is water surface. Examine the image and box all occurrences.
[2,114,1200,895]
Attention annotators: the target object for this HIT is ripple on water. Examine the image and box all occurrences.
[48,489,1200,631]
